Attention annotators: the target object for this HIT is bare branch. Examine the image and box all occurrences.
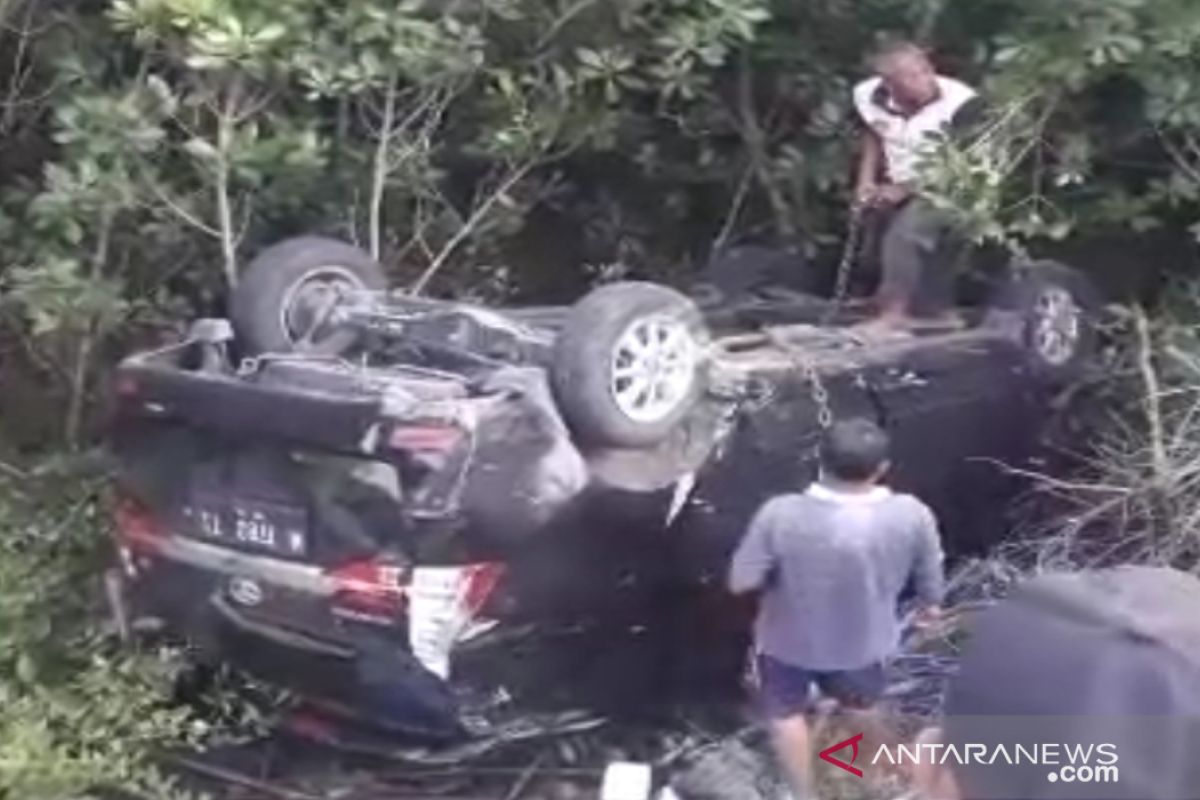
[368,71,400,261]
[713,161,757,252]
[1157,129,1200,187]
[1134,305,1169,481]
[733,49,794,239]
[141,177,222,238]
[410,160,536,294]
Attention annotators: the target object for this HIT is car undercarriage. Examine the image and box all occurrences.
[106,235,1101,742]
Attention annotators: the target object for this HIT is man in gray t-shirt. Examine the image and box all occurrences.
[728,417,945,796]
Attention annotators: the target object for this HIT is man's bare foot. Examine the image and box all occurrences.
[905,312,964,331]
[852,316,914,339]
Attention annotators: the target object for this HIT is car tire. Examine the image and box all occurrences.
[230,237,387,356]
[986,260,1102,385]
[552,281,710,448]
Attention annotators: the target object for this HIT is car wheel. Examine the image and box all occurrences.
[230,237,387,356]
[552,281,710,448]
[986,260,1102,385]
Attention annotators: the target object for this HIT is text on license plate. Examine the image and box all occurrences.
[182,494,308,557]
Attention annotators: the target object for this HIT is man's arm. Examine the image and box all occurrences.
[728,501,778,595]
[856,129,915,208]
[854,130,883,205]
[909,501,946,613]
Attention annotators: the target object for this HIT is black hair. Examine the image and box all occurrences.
[819,418,890,482]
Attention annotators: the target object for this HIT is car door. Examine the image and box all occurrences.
[861,336,1041,551]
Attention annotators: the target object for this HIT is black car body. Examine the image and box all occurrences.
[107,237,1099,740]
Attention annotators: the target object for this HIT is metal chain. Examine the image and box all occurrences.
[764,328,834,429]
[820,206,865,325]
[800,208,868,427]
[805,352,834,429]
[742,209,865,431]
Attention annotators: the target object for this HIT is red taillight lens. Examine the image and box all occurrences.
[462,563,504,616]
[114,495,164,552]
[329,559,409,619]
[387,424,463,453]
[115,375,140,397]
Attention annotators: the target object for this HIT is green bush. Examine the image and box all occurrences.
[0,461,198,799]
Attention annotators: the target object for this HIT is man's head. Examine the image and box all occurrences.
[872,40,939,111]
[819,418,890,485]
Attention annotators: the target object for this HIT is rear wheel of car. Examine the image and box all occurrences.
[986,260,1102,385]
[231,237,387,356]
[552,282,710,448]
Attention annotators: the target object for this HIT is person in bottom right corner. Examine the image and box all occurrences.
[911,565,1200,800]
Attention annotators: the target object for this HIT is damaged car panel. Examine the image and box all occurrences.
[106,236,1101,740]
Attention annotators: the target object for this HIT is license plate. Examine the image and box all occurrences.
[181,491,309,558]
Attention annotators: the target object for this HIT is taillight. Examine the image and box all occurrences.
[462,563,504,617]
[114,495,164,552]
[115,374,140,398]
[387,424,463,453]
[329,558,409,621]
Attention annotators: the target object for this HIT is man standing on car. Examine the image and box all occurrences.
[851,41,985,332]
[728,418,945,798]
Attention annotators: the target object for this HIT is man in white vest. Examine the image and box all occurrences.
[851,42,984,331]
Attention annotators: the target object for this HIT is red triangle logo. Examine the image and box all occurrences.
[819,733,864,777]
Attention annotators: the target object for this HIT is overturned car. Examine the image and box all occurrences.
[107,236,1099,741]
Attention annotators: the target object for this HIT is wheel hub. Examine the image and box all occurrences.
[610,315,696,424]
[1032,287,1081,366]
[280,266,361,346]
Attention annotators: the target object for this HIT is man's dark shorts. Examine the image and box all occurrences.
[755,653,885,718]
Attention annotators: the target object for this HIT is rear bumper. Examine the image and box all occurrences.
[107,557,467,740]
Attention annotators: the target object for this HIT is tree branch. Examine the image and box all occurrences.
[214,77,243,289]
[409,161,536,294]
[734,49,794,239]
[369,71,399,261]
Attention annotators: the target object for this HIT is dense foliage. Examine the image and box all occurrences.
[0,464,192,798]
[4,0,1200,795]
[2,0,1200,448]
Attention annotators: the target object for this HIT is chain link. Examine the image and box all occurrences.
[764,328,834,430]
[742,210,865,431]
[804,208,867,428]
[807,356,833,429]
[820,206,864,325]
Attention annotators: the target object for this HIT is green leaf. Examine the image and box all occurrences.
[253,22,287,45]
[16,653,37,684]
[577,48,605,70]
[183,138,220,162]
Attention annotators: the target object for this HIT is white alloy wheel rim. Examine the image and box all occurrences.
[279,266,362,346]
[610,314,697,424]
[1032,286,1081,366]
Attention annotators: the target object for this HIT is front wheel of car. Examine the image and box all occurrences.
[552,281,710,449]
[986,260,1102,385]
